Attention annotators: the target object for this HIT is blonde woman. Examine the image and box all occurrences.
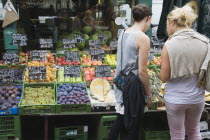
[160,2,209,140]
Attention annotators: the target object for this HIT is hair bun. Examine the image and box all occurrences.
[167,1,198,28]
[177,10,187,26]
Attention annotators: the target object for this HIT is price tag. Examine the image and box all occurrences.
[0,69,15,83]
[28,66,46,80]
[3,53,19,64]
[65,51,80,62]
[39,38,53,48]
[95,65,111,77]
[63,39,77,49]
[11,34,27,46]
[98,34,108,42]
[30,50,48,61]
[90,49,105,61]
[64,66,81,77]
[149,51,154,61]
[74,35,85,43]
[89,40,101,49]
[110,40,118,50]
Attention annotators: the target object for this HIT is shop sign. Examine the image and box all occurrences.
[110,40,118,50]
[89,40,101,49]
[3,53,19,64]
[12,34,27,46]
[28,66,46,80]
[98,34,108,42]
[64,66,81,77]
[63,39,77,49]
[39,38,53,48]
[30,50,48,61]
[0,69,15,83]
[95,65,111,77]
[74,35,85,43]
[90,49,105,61]
[65,51,80,62]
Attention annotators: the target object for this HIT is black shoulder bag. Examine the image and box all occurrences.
[114,30,127,91]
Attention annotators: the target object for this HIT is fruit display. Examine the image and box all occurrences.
[150,56,161,65]
[46,53,56,63]
[57,68,83,83]
[104,54,117,66]
[57,57,81,65]
[82,26,93,35]
[57,83,90,104]
[20,86,55,105]
[81,54,104,66]
[148,69,162,96]
[0,86,22,111]
[205,91,210,101]
[25,61,56,83]
[90,78,111,102]
[19,52,28,64]
[84,67,95,82]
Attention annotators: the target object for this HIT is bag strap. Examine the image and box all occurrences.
[121,30,125,71]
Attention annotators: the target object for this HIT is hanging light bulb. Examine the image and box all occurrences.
[98,0,101,5]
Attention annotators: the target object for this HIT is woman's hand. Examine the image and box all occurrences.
[146,98,152,108]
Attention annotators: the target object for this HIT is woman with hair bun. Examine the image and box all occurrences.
[109,4,152,140]
[160,1,209,140]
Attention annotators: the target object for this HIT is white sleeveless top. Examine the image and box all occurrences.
[164,74,205,104]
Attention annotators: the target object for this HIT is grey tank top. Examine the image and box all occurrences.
[114,31,140,103]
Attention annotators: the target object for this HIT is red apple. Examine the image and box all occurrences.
[107,77,113,81]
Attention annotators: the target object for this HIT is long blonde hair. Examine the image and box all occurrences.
[167,1,198,28]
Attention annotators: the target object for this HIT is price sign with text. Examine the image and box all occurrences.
[64,66,81,77]
[31,50,48,61]
[65,51,80,62]
[63,39,77,48]
[110,40,118,50]
[12,34,27,46]
[90,49,105,61]
[3,53,19,64]
[74,35,85,43]
[39,38,53,48]
[95,65,111,77]
[98,34,108,42]
[89,40,101,49]
[0,69,15,83]
[28,66,46,80]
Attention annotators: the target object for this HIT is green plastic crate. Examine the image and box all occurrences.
[97,115,118,140]
[18,83,56,115]
[0,136,20,140]
[144,131,170,140]
[55,126,88,140]
[0,116,21,138]
[55,84,91,113]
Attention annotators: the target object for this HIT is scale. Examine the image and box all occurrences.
[114,4,131,29]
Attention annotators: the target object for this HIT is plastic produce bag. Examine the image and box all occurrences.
[2,0,19,28]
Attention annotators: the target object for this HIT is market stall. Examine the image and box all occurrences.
[1,0,210,140]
